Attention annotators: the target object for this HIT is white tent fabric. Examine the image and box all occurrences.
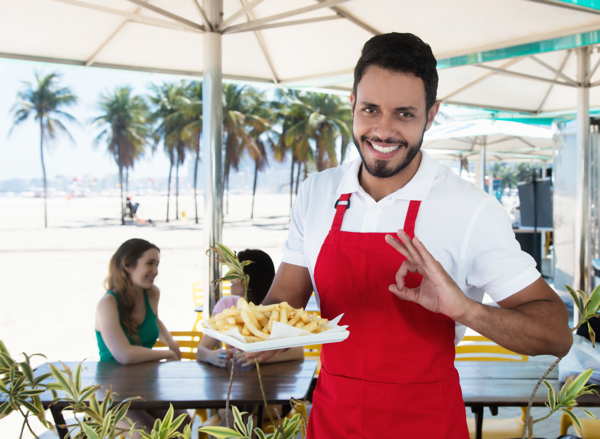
[2,0,600,114]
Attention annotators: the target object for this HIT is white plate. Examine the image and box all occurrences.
[198,325,350,352]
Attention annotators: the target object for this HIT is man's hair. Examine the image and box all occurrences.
[353,32,438,109]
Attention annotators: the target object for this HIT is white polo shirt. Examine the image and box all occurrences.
[282,151,540,341]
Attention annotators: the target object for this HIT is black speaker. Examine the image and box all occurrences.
[514,231,542,273]
[517,179,553,229]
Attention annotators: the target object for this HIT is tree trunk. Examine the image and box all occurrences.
[166,163,173,223]
[295,161,302,196]
[289,157,295,211]
[39,118,48,228]
[175,160,180,220]
[125,168,129,193]
[251,161,259,219]
[118,144,125,226]
[193,147,200,225]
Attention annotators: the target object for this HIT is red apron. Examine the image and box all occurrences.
[308,193,468,438]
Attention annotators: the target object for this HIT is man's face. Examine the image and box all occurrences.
[351,65,438,179]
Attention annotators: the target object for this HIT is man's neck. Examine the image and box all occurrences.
[359,152,422,202]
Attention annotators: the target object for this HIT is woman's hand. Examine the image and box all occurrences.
[164,350,179,361]
[169,344,182,360]
[204,348,232,368]
[385,230,472,320]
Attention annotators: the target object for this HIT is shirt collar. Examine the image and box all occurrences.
[336,151,440,201]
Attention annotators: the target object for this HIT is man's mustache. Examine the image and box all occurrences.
[361,135,408,147]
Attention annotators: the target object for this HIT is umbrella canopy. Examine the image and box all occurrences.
[1,0,600,114]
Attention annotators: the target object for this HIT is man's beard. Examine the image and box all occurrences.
[353,127,426,178]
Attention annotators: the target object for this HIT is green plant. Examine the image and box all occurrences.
[199,405,305,439]
[208,243,253,300]
[522,284,600,438]
[0,341,191,439]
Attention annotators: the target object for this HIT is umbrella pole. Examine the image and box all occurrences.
[575,46,592,293]
[202,0,224,313]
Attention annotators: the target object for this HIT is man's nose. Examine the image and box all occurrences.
[372,114,398,140]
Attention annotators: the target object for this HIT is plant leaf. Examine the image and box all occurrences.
[198,426,245,438]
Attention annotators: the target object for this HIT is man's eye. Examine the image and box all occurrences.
[399,112,414,118]
[362,107,376,114]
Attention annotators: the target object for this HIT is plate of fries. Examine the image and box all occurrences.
[199,298,349,352]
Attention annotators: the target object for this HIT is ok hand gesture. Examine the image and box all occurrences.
[385,230,471,321]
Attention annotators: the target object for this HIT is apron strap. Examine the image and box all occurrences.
[332,193,352,231]
[403,200,422,238]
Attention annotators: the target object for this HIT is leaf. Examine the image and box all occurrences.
[198,426,245,438]
[561,408,584,433]
[586,284,600,316]
[559,369,593,403]
[543,380,557,409]
[253,428,268,439]
[80,422,101,439]
[232,406,247,434]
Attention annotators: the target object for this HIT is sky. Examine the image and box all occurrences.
[0,57,203,181]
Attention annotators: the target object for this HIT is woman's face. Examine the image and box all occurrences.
[126,248,160,290]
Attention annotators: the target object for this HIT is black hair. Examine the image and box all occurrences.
[353,32,438,109]
[238,249,275,305]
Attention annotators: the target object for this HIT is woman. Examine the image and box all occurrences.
[95,238,188,435]
[196,248,303,367]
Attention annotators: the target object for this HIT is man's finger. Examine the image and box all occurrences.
[385,234,410,260]
[396,230,426,267]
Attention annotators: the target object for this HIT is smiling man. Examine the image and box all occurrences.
[255,33,571,438]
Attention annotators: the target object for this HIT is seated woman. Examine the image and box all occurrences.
[196,248,303,367]
[95,238,189,435]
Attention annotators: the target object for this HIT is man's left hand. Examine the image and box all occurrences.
[385,230,472,320]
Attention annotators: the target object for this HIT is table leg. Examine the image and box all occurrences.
[471,406,483,439]
[50,406,68,439]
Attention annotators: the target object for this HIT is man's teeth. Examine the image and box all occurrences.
[370,141,400,153]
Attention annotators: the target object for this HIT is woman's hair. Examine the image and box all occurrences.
[237,249,275,305]
[105,238,160,339]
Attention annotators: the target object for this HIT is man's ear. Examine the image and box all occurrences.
[425,101,441,130]
[349,93,355,108]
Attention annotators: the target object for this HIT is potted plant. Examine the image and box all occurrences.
[519,284,600,439]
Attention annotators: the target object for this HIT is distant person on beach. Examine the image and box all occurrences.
[94,238,189,435]
[196,248,303,367]
[125,196,139,219]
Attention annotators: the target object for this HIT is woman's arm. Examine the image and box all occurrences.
[95,295,176,365]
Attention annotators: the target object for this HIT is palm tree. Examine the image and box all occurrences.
[178,81,203,224]
[10,72,77,228]
[148,82,188,222]
[92,87,150,225]
[222,84,272,215]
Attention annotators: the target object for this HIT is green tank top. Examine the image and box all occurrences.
[95,290,160,362]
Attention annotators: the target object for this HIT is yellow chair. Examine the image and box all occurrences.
[304,344,322,376]
[456,335,528,439]
[560,410,600,438]
[154,330,203,360]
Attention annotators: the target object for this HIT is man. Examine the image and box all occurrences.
[251,33,571,438]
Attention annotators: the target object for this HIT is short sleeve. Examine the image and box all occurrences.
[464,197,540,302]
[281,177,310,267]
[212,296,239,315]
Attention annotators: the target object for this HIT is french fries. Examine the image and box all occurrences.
[207,298,329,342]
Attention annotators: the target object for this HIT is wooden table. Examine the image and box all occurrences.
[33,359,317,438]
[458,361,562,439]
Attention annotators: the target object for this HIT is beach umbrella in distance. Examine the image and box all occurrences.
[423,119,555,190]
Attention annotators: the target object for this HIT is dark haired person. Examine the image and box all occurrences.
[196,249,302,367]
[249,33,571,437]
[95,238,189,436]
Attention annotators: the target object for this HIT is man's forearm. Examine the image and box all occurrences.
[457,297,572,357]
